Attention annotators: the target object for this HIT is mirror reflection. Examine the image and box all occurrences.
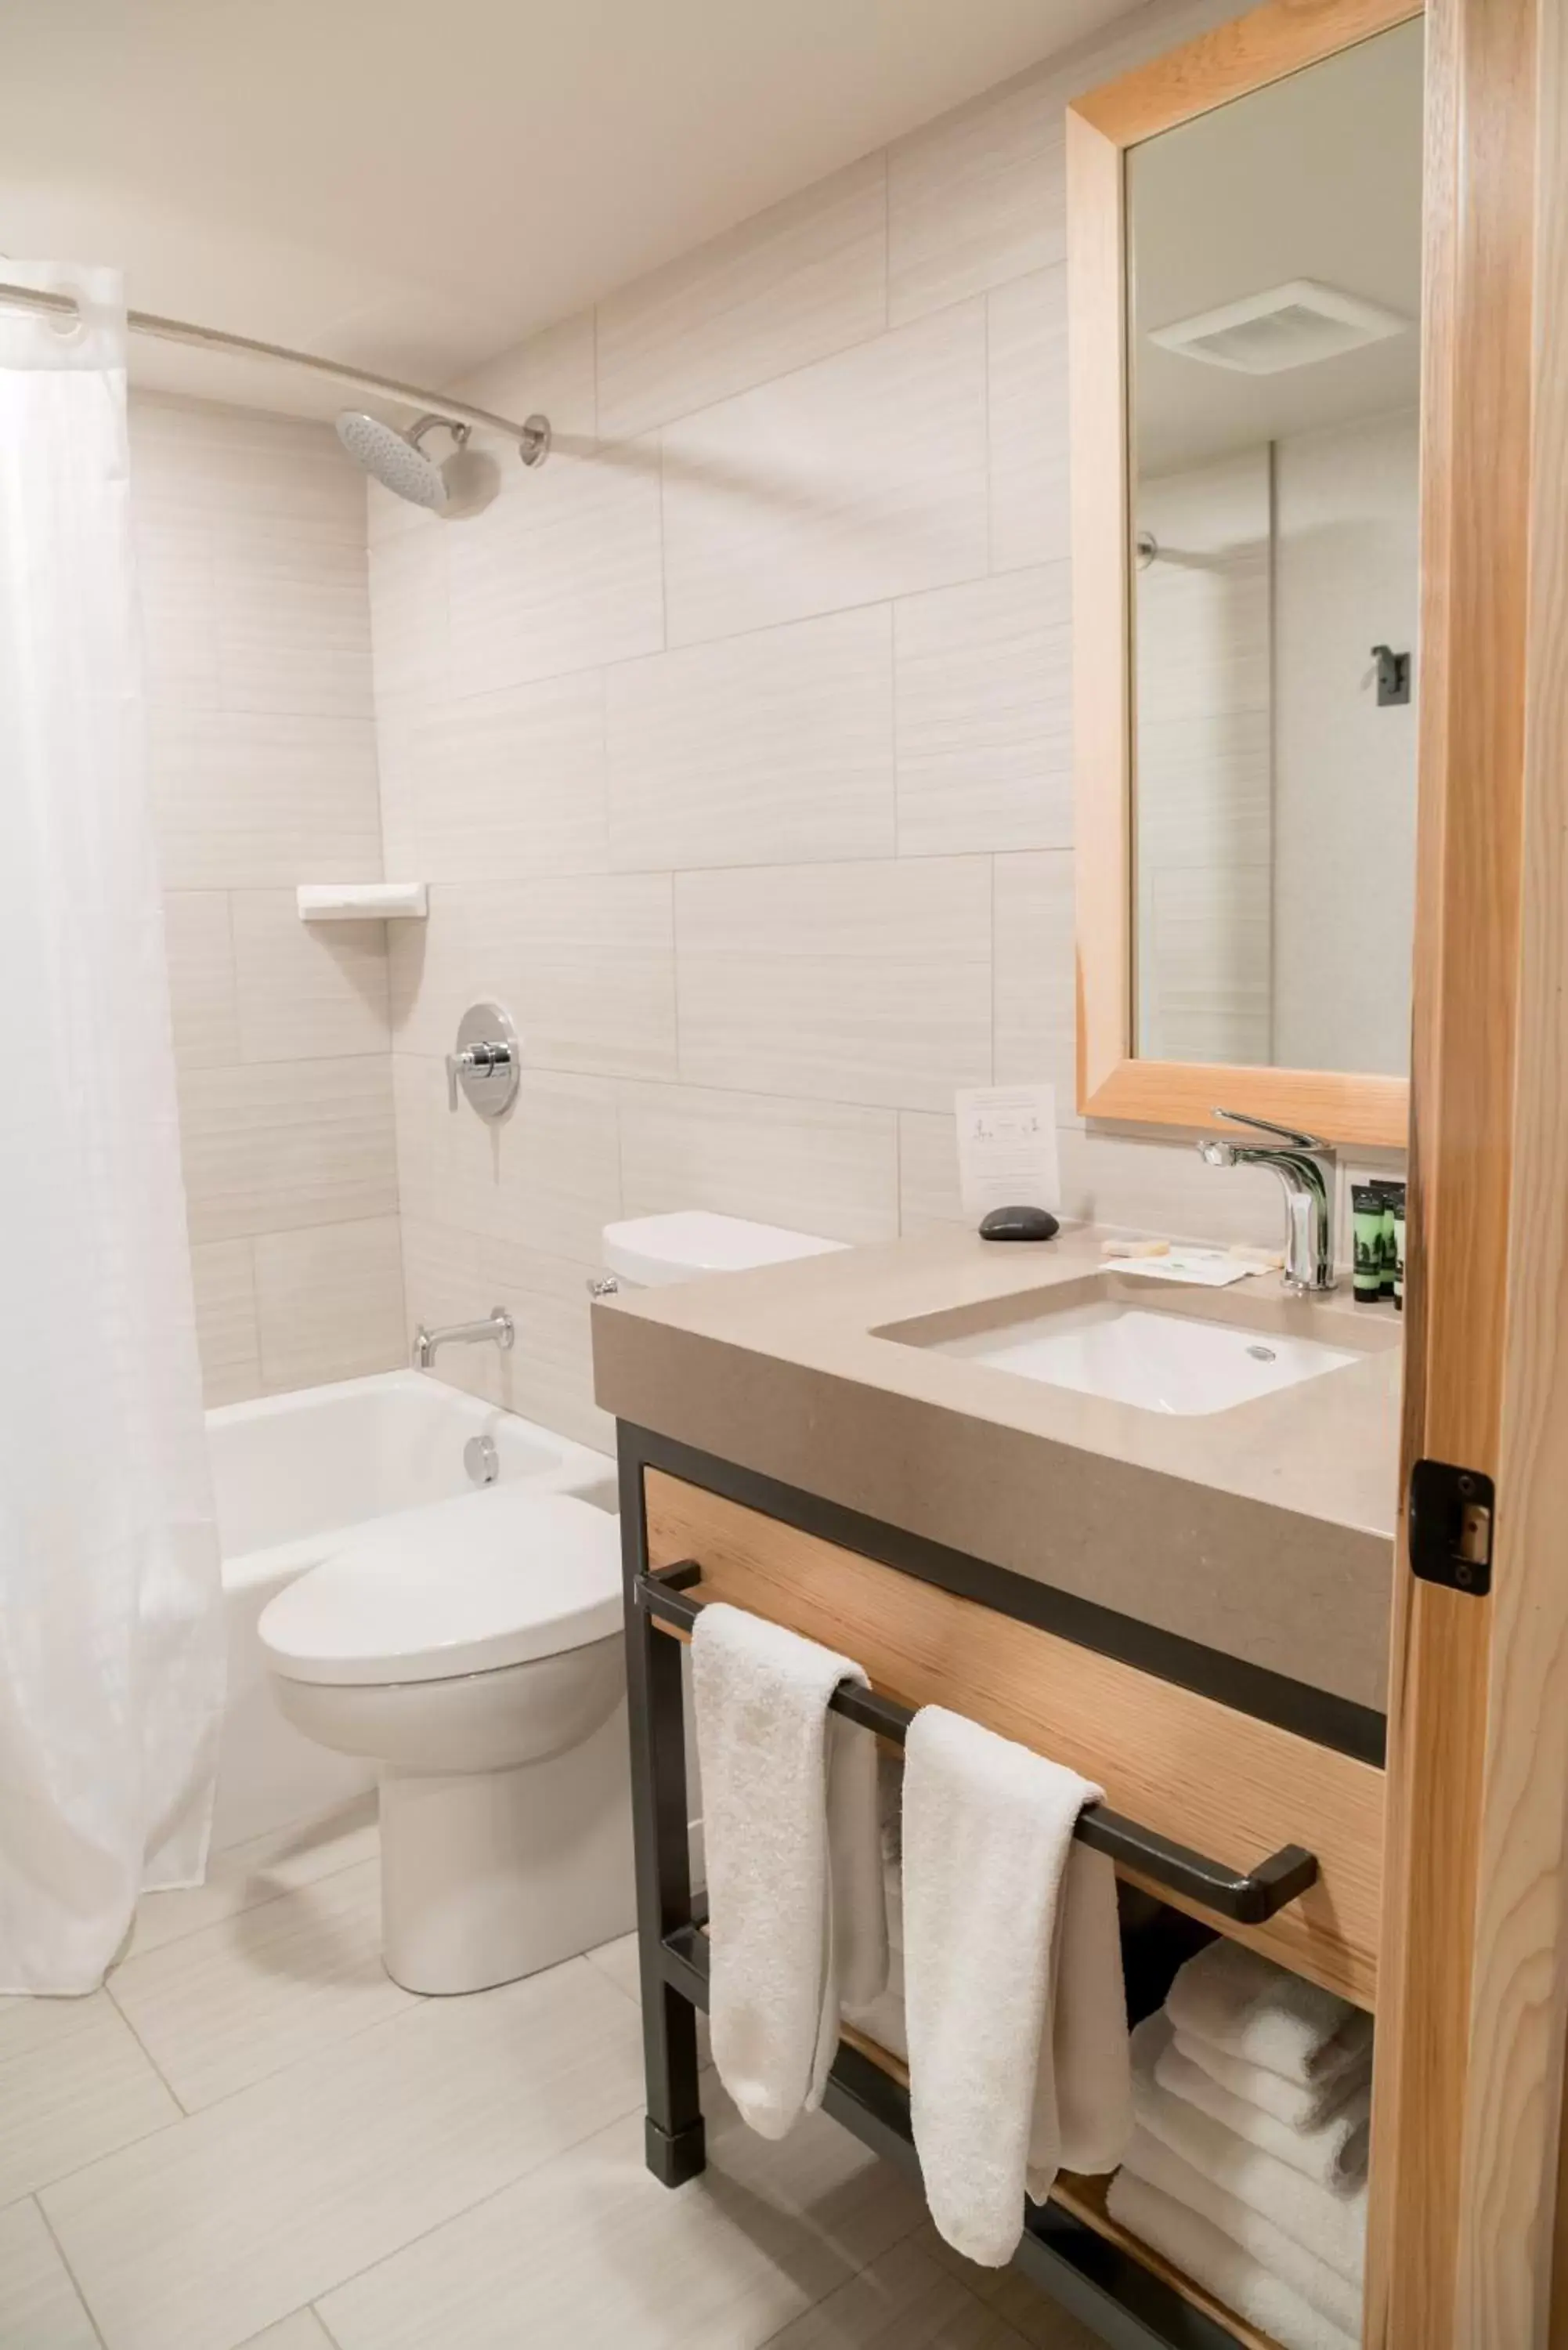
[1128,20,1424,1076]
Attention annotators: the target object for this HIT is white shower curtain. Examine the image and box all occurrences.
[0,262,224,1994]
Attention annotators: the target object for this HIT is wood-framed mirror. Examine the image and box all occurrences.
[1068,0,1424,1148]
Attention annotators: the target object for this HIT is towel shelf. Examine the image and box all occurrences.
[635,1560,1320,1927]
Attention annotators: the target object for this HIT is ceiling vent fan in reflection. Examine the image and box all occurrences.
[1147,278,1410,374]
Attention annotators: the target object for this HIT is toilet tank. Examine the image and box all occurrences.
[601,1210,847,1289]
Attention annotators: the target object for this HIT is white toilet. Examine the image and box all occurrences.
[600,1208,847,1291]
[258,1210,844,1997]
[258,1487,633,1994]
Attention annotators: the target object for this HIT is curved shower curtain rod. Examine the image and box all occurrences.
[0,277,548,457]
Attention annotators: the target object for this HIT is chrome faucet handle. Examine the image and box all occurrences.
[446,1002,520,1120]
[1210,1107,1330,1156]
[445,1039,511,1110]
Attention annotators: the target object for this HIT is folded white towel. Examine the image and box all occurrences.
[1166,1940,1373,2085]
[1119,2124,1361,2336]
[1157,2033,1370,2190]
[903,1707,1131,2267]
[692,1603,887,2140]
[1173,2024,1370,2132]
[1132,2015,1366,2283]
[1107,2168,1359,2350]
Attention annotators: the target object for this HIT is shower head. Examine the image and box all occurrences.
[335,404,550,518]
[335,410,457,511]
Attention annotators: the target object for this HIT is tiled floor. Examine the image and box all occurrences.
[2,1804,1098,2350]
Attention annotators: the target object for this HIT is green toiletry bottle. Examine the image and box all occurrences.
[1353,1184,1385,1305]
[1393,1185,1407,1312]
[1375,1180,1400,1297]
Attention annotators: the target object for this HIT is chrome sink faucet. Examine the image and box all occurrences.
[1195,1110,1336,1293]
[412,1307,515,1371]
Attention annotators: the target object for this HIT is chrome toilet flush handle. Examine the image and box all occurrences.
[446,1000,520,1119]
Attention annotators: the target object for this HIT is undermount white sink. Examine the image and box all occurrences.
[931,1298,1360,1416]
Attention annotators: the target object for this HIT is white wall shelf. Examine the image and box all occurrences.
[296,883,428,922]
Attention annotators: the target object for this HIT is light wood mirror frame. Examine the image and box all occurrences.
[1068,0,1422,1149]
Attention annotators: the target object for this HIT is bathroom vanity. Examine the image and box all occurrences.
[593,1224,1399,2350]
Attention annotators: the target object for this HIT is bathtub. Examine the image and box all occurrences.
[208,1371,617,1850]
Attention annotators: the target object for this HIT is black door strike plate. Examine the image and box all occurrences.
[1410,1459,1494,1593]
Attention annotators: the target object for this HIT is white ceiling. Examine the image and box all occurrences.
[1132,17,1425,474]
[0,0,1143,419]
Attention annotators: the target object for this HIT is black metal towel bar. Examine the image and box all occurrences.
[636,1560,1319,1927]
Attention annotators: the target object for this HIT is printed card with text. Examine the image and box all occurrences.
[954,1084,1060,1215]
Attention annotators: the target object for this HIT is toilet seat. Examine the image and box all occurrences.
[258,1488,622,1688]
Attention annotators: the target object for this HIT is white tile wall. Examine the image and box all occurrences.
[368,0,1361,1448]
[894,566,1072,853]
[597,154,891,442]
[675,859,992,1111]
[661,302,988,645]
[606,606,895,872]
[134,393,403,1405]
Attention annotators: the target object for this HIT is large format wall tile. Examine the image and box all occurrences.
[392,877,677,1081]
[216,528,374,721]
[390,671,609,884]
[148,710,384,890]
[253,1218,406,1392]
[137,394,400,1402]
[178,1059,398,1245]
[190,1239,262,1406]
[675,859,992,1111]
[605,606,895,871]
[887,62,1067,324]
[894,565,1071,853]
[987,265,1069,573]
[662,302,988,646]
[597,155,889,441]
[231,891,392,1062]
[394,1058,622,1271]
[162,892,240,1072]
[446,437,664,698]
[617,1082,899,1245]
[992,849,1078,1115]
[514,873,678,1079]
[897,1109,966,1235]
[367,522,450,712]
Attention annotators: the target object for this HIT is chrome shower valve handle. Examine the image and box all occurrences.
[446,1002,520,1120]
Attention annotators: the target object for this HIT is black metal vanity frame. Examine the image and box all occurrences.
[618,1419,1386,2350]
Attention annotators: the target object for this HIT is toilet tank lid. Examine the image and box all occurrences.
[602,1210,848,1285]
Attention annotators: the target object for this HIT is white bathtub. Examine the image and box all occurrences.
[208,1372,617,1850]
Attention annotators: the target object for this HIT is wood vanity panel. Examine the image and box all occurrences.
[646,1470,1383,2008]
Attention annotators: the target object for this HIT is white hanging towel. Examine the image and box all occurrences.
[691,1603,887,2140]
[902,1706,1132,2265]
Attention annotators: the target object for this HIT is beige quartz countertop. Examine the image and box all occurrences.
[591,1224,1403,1717]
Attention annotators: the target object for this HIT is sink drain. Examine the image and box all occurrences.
[1246,1343,1277,1363]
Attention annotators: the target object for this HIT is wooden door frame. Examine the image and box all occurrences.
[1367,0,1561,2341]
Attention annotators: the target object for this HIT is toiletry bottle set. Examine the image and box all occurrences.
[1353,1178,1407,1307]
